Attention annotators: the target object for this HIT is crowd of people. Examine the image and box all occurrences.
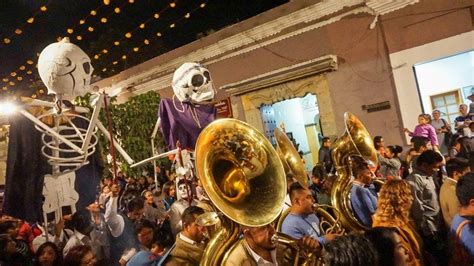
[0,104,473,265]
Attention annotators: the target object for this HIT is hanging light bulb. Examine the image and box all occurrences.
[113,61,118,65]
[39,89,44,94]
[94,55,99,60]
[15,29,23,35]
[4,38,11,44]
[27,60,33,65]
[40,6,47,11]
[67,28,74,34]
[156,32,162,37]
[102,49,108,54]
[129,0,134,3]
[10,72,16,77]
[79,19,85,25]
[114,7,121,13]
[102,68,107,72]
[139,23,145,29]
[101,17,107,23]
[122,55,127,60]
[125,32,132,38]
[154,13,160,19]
[144,39,150,45]
[200,3,206,8]
[104,0,110,5]
[76,35,83,40]
[2,87,7,91]
[27,70,32,75]
[169,23,175,28]
[2,78,8,82]
[114,41,120,46]
[184,13,190,19]
[27,17,34,23]
[9,81,15,86]
[17,76,23,81]
[19,66,26,70]
[90,10,97,16]
[133,47,139,52]
[170,2,176,8]
[88,26,94,32]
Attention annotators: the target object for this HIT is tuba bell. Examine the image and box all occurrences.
[274,127,308,187]
[330,112,378,232]
[195,118,287,265]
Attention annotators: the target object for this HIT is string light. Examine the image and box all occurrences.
[17,76,23,81]
[90,10,97,16]
[26,60,33,65]
[94,55,100,60]
[200,3,206,8]
[133,47,139,52]
[129,0,134,3]
[102,49,108,54]
[169,23,175,28]
[10,72,16,77]
[19,66,25,70]
[154,13,160,19]
[40,6,47,12]
[156,32,162,37]
[8,81,15,86]
[114,7,121,13]
[139,23,145,29]
[122,55,127,60]
[170,2,176,8]
[144,39,150,45]
[125,32,132,38]
[104,0,110,5]
[88,26,94,32]
[184,13,191,19]
[15,29,23,35]
[26,70,32,75]
[2,78,8,82]
[76,35,83,40]
[113,61,118,65]
[101,18,108,23]
[79,19,86,25]
[2,87,7,91]
[27,17,34,23]
[67,28,74,34]
[3,38,11,44]
[102,68,107,72]
[114,41,120,46]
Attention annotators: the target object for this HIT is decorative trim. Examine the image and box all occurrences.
[99,1,419,97]
[220,55,338,96]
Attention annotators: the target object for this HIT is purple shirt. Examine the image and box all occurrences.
[410,124,439,146]
[159,98,216,150]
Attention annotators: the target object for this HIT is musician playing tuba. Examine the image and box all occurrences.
[225,223,319,265]
[281,183,339,246]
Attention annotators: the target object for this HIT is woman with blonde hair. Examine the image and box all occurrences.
[372,180,423,266]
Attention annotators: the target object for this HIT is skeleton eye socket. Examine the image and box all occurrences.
[191,74,204,87]
[203,71,210,82]
[83,62,91,74]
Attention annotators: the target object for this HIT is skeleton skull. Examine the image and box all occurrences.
[172,62,215,103]
[38,37,94,101]
[177,181,191,200]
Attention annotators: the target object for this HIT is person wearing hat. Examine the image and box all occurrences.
[467,92,474,115]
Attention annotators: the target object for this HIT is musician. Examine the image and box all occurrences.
[164,206,208,265]
[350,161,377,227]
[225,223,319,265]
[281,183,338,245]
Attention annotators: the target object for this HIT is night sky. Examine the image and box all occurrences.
[0,0,288,98]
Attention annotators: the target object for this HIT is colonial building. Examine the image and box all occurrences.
[94,0,473,168]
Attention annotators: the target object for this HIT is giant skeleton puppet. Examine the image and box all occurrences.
[132,63,217,232]
[8,38,133,226]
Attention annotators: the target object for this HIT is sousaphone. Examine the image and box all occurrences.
[331,112,378,232]
[274,127,308,187]
[195,118,287,265]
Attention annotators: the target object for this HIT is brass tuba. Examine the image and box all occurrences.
[195,119,287,265]
[274,127,308,187]
[330,112,378,232]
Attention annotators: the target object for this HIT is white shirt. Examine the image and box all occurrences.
[63,230,91,256]
[179,233,199,245]
[105,196,125,238]
[245,241,278,266]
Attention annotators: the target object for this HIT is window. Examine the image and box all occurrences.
[430,90,461,125]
